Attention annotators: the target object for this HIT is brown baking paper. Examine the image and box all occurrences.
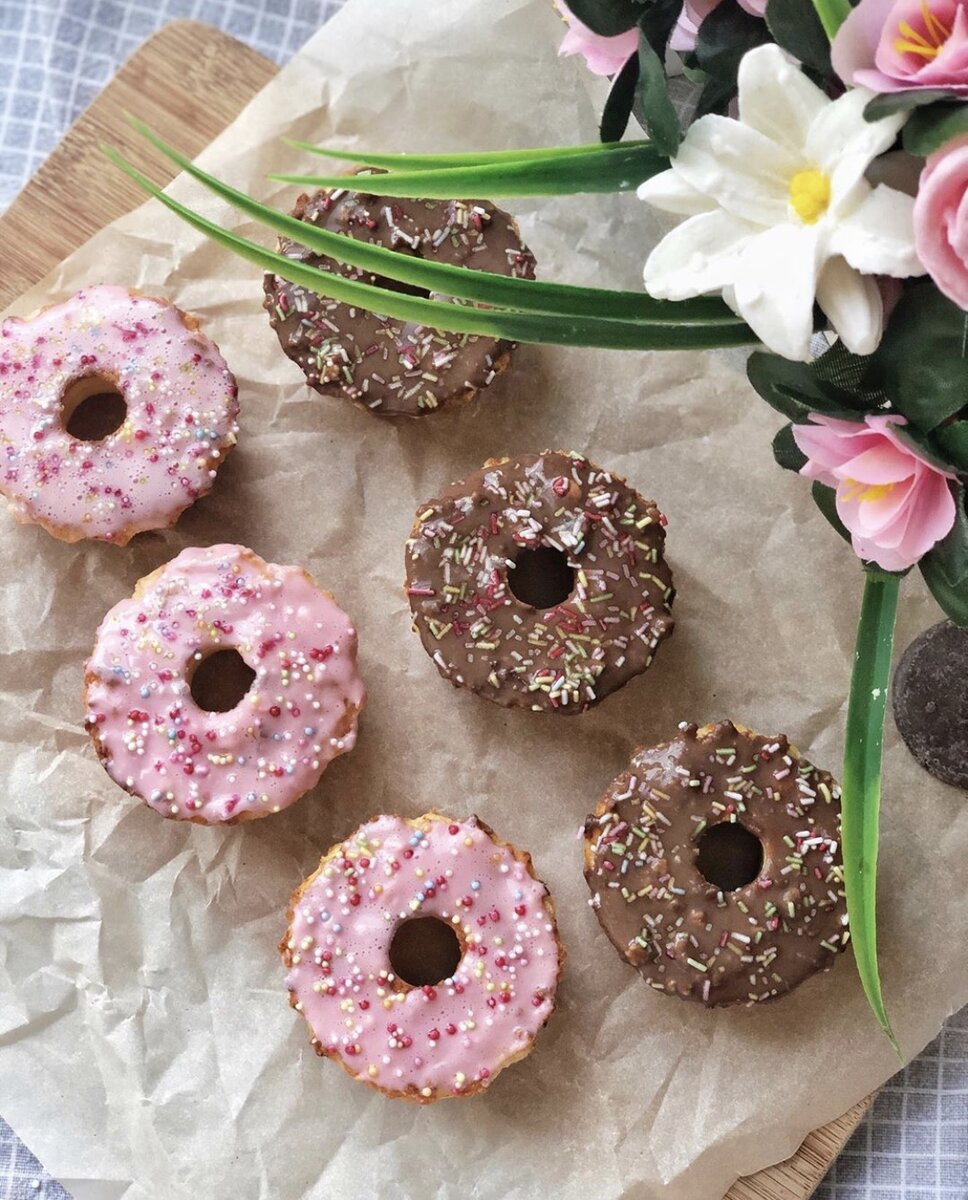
[0,1,965,1197]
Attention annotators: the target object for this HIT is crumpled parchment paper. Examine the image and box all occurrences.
[1,1,965,1197]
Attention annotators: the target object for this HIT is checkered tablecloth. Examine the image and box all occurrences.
[0,2,966,1198]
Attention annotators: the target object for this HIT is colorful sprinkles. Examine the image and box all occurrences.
[405,450,675,712]
[282,812,560,1101]
[263,182,536,418]
[583,720,849,1006]
[84,544,365,824]
[0,287,238,543]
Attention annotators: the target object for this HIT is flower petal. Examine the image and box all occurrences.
[829,185,923,278]
[815,256,885,355]
[794,419,883,477]
[737,45,828,156]
[806,87,906,198]
[673,115,801,226]
[836,442,916,486]
[637,170,718,216]
[732,225,819,361]
[643,210,757,300]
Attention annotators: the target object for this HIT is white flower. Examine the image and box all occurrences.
[638,44,925,362]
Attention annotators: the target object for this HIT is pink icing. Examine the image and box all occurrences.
[285,814,560,1100]
[0,286,239,542]
[84,544,365,823]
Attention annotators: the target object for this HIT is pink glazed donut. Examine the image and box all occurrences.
[84,544,366,824]
[0,286,239,543]
[282,812,562,1101]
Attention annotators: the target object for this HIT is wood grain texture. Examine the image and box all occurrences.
[0,19,872,1199]
[0,19,275,309]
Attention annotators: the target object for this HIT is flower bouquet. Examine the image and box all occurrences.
[107,0,968,1045]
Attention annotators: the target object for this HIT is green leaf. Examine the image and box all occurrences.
[270,142,669,196]
[812,481,852,546]
[922,483,968,587]
[772,423,807,472]
[125,117,743,327]
[746,350,866,421]
[933,421,968,471]
[637,0,681,51]
[809,0,852,41]
[842,572,901,1051]
[766,0,832,76]
[565,0,641,37]
[864,89,959,121]
[633,28,682,156]
[920,552,968,625]
[864,282,968,431]
[889,423,956,474]
[102,146,758,352]
[283,139,652,170]
[904,102,968,157]
[695,72,736,118]
[600,51,640,142]
[696,0,771,84]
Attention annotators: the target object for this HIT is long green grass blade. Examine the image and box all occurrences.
[127,117,741,328]
[103,147,757,352]
[283,139,650,170]
[269,144,669,197]
[842,572,901,1053]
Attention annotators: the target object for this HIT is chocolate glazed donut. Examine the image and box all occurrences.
[263,174,536,418]
[584,721,849,1006]
[405,450,675,713]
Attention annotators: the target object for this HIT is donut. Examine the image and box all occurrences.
[0,286,238,543]
[583,721,848,1006]
[84,544,365,824]
[282,812,561,1101]
[263,179,536,418]
[404,450,675,713]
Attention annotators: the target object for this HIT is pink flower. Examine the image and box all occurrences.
[554,2,639,76]
[832,0,968,94]
[914,134,968,308]
[670,0,766,53]
[793,413,956,570]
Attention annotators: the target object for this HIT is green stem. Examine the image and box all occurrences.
[842,572,901,1053]
[810,0,852,41]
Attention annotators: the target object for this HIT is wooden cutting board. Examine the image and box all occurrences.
[0,19,871,1198]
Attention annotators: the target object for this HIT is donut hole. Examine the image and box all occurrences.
[361,245,432,301]
[61,374,127,441]
[509,545,575,610]
[389,916,462,987]
[189,648,256,713]
[696,822,763,892]
[374,274,432,301]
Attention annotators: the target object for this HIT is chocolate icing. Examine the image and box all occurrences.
[893,620,968,790]
[263,180,536,418]
[405,450,675,713]
[584,721,848,1006]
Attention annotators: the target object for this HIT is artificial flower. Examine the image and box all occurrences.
[914,134,968,308]
[638,44,924,361]
[832,0,968,94]
[670,0,766,53]
[793,413,956,570]
[554,2,639,76]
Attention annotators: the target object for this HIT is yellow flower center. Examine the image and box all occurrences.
[843,479,897,504]
[788,168,831,224]
[895,1,951,60]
